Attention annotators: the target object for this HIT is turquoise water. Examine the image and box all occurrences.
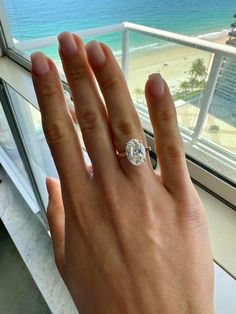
[3,0,236,59]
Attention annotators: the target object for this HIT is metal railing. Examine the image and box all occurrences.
[14,21,236,75]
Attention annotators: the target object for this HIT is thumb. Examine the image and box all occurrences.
[46,176,65,279]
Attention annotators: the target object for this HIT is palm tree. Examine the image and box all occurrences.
[189,58,208,81]
[134,87,143,103]
[180,81,190,94]
[188,77,199,91]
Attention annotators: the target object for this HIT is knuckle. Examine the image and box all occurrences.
[100,73,122,90]
[113,119,138,137]
[164,141,183,160]
[43,119,69,145]
[78,108,101,133]
[175,206,207,231]
[40,82,58,99]
[68,66,88,81]
[158,108,176,123]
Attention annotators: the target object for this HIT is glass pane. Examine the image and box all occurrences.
[6,84,59,209]
[2,0,236,186]
[202,56,236,156]
[0,95,38,207]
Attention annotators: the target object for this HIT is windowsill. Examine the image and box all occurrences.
[194,184,236,278]
[0,55,236,278]
[0,165,78,314]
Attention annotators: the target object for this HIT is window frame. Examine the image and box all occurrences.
[0,78,48,229]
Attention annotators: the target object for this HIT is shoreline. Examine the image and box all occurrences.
[127,32,229,98]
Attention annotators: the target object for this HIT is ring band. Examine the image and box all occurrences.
[116,139,151,166]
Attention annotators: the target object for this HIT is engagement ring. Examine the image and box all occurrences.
[116,139,151,166]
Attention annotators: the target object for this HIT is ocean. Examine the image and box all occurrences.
[2,0,236,59]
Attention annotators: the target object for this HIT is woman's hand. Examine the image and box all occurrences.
[31,32,214,314]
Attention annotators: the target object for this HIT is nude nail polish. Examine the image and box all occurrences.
[58,32,78,56]
[148,73,165,97]
[31,52,50,76]
[86,41,106,66]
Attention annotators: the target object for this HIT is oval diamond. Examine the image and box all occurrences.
[126,139,146,166]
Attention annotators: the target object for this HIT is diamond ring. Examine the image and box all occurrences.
[116,139,151,166]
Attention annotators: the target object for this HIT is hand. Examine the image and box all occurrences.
[31,32,214,314]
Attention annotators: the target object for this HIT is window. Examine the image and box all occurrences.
[0,1,235,209]
[0,79,44,215]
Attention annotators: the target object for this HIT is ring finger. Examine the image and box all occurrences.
[86,41,152,176]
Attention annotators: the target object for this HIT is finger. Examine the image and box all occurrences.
[46,177,65,279]
[145,74,191,195]
[57,32,119,177]
[31,52,88,194]
[86,41,152,174]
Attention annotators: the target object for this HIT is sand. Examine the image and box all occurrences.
[127,35,229,99]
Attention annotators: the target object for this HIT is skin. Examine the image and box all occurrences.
[31,32,214,314]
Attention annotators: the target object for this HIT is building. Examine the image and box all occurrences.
[215,14,236,106]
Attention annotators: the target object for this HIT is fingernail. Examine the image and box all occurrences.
[58,32,78,56]
[86,41,106,66]
[31,52,50,76]
[148,73,165,97]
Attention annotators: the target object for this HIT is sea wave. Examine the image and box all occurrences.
[197,29,230,40]
[112,42,162,57]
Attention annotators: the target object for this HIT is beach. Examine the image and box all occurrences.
[127,34,229,99]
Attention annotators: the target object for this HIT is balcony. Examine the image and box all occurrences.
[1,21,236,314]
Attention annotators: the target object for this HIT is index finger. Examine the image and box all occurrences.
[31,52,88,194]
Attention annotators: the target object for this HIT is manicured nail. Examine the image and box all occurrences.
[58,32,78,56]
[148,73,165,97]
[86,41,106,66]
[31,52,50,76]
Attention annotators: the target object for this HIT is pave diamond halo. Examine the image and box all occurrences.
[125,139,146,166]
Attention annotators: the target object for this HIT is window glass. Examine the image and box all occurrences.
[1,0,236,188]
[0,93,39,209]
[6,83,59,209]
